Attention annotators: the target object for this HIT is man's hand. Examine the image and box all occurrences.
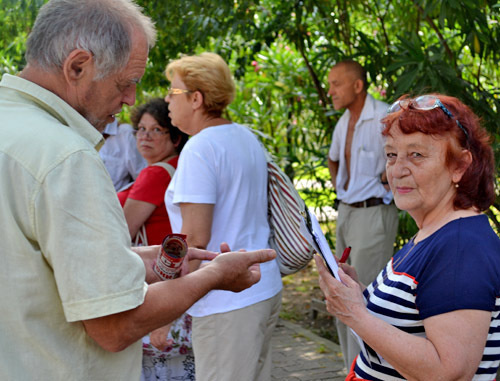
[179,247,219,276]
[134,245,221,282]
[186,247,219,261]
[82,247,276,352]
[132,245,161,284]
[205,249,276,292]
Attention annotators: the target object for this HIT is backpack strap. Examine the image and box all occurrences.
[152,161,176,178]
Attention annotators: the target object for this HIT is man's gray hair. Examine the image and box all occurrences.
[25,0,156,79]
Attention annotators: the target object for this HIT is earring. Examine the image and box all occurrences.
[455,183,459,188]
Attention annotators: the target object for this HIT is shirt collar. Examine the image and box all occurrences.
[103,119,119,136]
[0,74,105,150]
[356,93,377,125]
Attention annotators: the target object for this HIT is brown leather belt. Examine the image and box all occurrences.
[342,197,384,208]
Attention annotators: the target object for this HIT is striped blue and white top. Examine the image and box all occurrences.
[354,215,500,380]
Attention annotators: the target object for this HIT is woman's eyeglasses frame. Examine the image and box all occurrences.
[133,127,169,139]
[166,88,192,96]
[387,95,469,142]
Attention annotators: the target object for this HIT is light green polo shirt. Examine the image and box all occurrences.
[0,74,147,380]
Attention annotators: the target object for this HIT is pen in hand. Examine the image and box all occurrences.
[339,246,351,264]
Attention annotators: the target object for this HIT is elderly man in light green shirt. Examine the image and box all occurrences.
[0,1,276,380]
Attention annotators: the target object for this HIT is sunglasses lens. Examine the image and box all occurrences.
[414,95,437,110]
[388,99,413,113]
[387,101,401,113]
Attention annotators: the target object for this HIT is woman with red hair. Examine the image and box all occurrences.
[317,94,500,380]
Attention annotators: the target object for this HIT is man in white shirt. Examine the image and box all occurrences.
[100,119,146,190]
[327,60,399,369]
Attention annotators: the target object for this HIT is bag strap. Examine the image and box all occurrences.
[152,161,176,178]
[133,161,176,246]
[134,224,148,246]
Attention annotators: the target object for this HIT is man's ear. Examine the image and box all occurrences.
[62,49,94,84]
[353,78,364,94]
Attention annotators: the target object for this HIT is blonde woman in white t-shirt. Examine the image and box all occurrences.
[164,52,283,381]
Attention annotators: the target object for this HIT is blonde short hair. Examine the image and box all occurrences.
[165,52,236,117]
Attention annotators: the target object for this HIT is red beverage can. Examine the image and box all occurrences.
[153,233,188,280]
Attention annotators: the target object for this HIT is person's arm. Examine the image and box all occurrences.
[315,257,490,380]
[122,166,172,239]
[374,115,391,192]
[380,170,390,192]
[327,158,339,190]
[180,202,213,249]
[361,309,489,381]
[122,198,156,239]
[82,248,276,352]
[179,202,214,271]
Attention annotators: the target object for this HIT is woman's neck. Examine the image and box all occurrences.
[198,116,230,131]
[147,154,177,166]
[414,208,478,243]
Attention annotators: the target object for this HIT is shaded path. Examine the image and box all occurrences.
[271,319,347,380]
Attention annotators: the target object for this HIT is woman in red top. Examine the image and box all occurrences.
[118,98,188,245]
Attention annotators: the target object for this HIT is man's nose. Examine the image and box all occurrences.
[122,85,137,106]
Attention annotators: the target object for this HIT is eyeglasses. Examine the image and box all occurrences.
[133,127,169,139]
[387,95,469,142]
[167,88,192,96]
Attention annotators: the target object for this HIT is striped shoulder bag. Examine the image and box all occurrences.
[260,144,315,276]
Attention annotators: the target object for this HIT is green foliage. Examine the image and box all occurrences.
[2,0,499,241]
[0,0,44,74]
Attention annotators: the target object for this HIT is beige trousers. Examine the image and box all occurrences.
[192,291,282,381]
[335,202,399,369]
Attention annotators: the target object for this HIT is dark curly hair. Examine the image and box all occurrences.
[131,98,188,153]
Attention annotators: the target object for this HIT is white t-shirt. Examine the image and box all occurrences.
[165,123,282,317]
[328,94,393,204]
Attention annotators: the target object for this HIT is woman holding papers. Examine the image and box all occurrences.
[316,94,500,380]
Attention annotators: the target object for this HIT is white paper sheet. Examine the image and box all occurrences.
[300,209,340,280]
[301,210,384,364]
